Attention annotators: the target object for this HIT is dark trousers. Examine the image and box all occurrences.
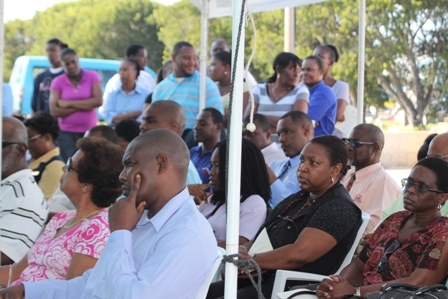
[58,131,85,162]
[206,279,274,299]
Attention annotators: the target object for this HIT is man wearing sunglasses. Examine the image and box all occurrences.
[0,117,48,266]
[341,124,401,234]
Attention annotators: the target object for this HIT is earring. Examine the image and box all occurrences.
[331,176,334,184]
[224,71,228,75]
[438,203,441,210]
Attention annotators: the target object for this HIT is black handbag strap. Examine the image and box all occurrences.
[416,284,448,295]
[286,290,316,299]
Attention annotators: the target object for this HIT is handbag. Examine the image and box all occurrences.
[364,283,448,299]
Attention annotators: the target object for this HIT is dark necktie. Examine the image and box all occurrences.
[346,173,356,192]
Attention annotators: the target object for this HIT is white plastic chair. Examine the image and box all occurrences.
[195,247,226,299]
[271,212,371,299]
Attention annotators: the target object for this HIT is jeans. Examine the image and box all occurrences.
[58,131,85,161]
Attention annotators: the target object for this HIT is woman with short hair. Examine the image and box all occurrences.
[0,138,124,287]
[24,112,64,200]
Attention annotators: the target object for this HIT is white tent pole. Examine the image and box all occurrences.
[223,0,245,297]
[199,0,209,111]
[284,7,295,52]
[356,0,366,124]
[0,0,4,182]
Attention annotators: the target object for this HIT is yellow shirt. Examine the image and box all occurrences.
[28,147,65,200]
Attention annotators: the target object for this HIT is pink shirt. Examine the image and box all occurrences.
[51,70,101,133]
[341,163,401,234]
[13,209,109,284]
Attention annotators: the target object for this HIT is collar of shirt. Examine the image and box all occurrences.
[136,187,191,231]
[308,80,324,92]
[28,147,61,169]
[60,69,89,86]
[354,162,382,181]
[1,169,33,185]
[289,154,302,170]
[191,145,214,157]
[118,84,145,96]
[168,71,199,83]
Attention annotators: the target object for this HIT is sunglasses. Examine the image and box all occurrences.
[401,178,446,194]
[66,157,80,174]
[377,239,400,272]
[2,141,22,149]
[342,138,375,148]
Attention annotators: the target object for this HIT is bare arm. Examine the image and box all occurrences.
[0,253,13,267]
[65,253,98,280]
[251,227,337,270]
[112,111,141,125]
[336,99,348,122]
[58,82,103,110]
[0,255,28,286]
[49,90,79,118]
[293,99,309,114]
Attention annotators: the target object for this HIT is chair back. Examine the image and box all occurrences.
[195,247,226,299]
[335,211,370,274]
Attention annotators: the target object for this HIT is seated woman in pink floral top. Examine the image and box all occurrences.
[317,157,448,299]
[0,137,124,287]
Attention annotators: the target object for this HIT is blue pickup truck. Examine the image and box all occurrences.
[9,55,157,116]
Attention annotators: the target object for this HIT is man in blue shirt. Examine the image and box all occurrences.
[4,129,218,299]
[267,111,314,207]
[152,41,223,136]
[190,108,223,184]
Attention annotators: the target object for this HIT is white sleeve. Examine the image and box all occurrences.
[334,81,350,103]
[239,195,267,240]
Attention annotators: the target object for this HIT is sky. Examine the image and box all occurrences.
[4,0,179,23]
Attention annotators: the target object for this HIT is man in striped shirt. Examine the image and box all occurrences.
[152,41,223,143]
[1,117,48,265]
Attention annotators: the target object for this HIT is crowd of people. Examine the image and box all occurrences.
[0,36,448,299]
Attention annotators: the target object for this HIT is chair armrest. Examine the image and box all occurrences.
[271,270,329,299]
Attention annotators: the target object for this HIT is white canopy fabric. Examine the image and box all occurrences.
[190,0,326,18]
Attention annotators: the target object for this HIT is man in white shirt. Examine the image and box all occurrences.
[1,117,48,265]
[103,44,156,97]
[2,129,217,299]
[243,113,286,165]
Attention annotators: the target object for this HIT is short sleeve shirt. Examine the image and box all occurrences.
[51,69,101,133]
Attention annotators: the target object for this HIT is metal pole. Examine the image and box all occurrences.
[199,0,209,111]
[223,0,245,297]
[284,7,295,52]
[356,0,366,124]
[0,0,4,181]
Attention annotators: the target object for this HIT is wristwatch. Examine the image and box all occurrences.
[355,286,361,297]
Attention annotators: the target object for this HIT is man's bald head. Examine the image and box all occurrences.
[353,124,385,149]
[210,39,230,57]
[140,101,186,136]
[2,117,28,178]
[428,133,448,159]
[121,129,190,214]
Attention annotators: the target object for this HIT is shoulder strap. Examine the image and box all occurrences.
[32,155,64,183]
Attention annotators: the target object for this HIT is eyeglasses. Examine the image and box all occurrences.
[2,141,22,149]
[377,239,400,272]
[342,138,375,148]
[66,157,80,174]
[401,178,446,194]
[28,134,42,143]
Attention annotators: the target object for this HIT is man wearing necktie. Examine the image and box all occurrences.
[267,111,314,207]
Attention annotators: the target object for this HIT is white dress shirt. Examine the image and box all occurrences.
[24,187,218,299]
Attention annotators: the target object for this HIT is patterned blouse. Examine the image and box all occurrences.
[13,209,110,284]
[359,210,448,285]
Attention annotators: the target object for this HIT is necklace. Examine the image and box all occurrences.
[278,195,316,220]
[63,209,103,229]
[271,82,293,102]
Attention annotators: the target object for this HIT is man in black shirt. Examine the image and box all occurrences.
[31,39,67,113]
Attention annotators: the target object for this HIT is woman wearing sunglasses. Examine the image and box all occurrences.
[207,135,362,299]
[24,112,65,200]
[317,157,448,299]
[0,138,124,288]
